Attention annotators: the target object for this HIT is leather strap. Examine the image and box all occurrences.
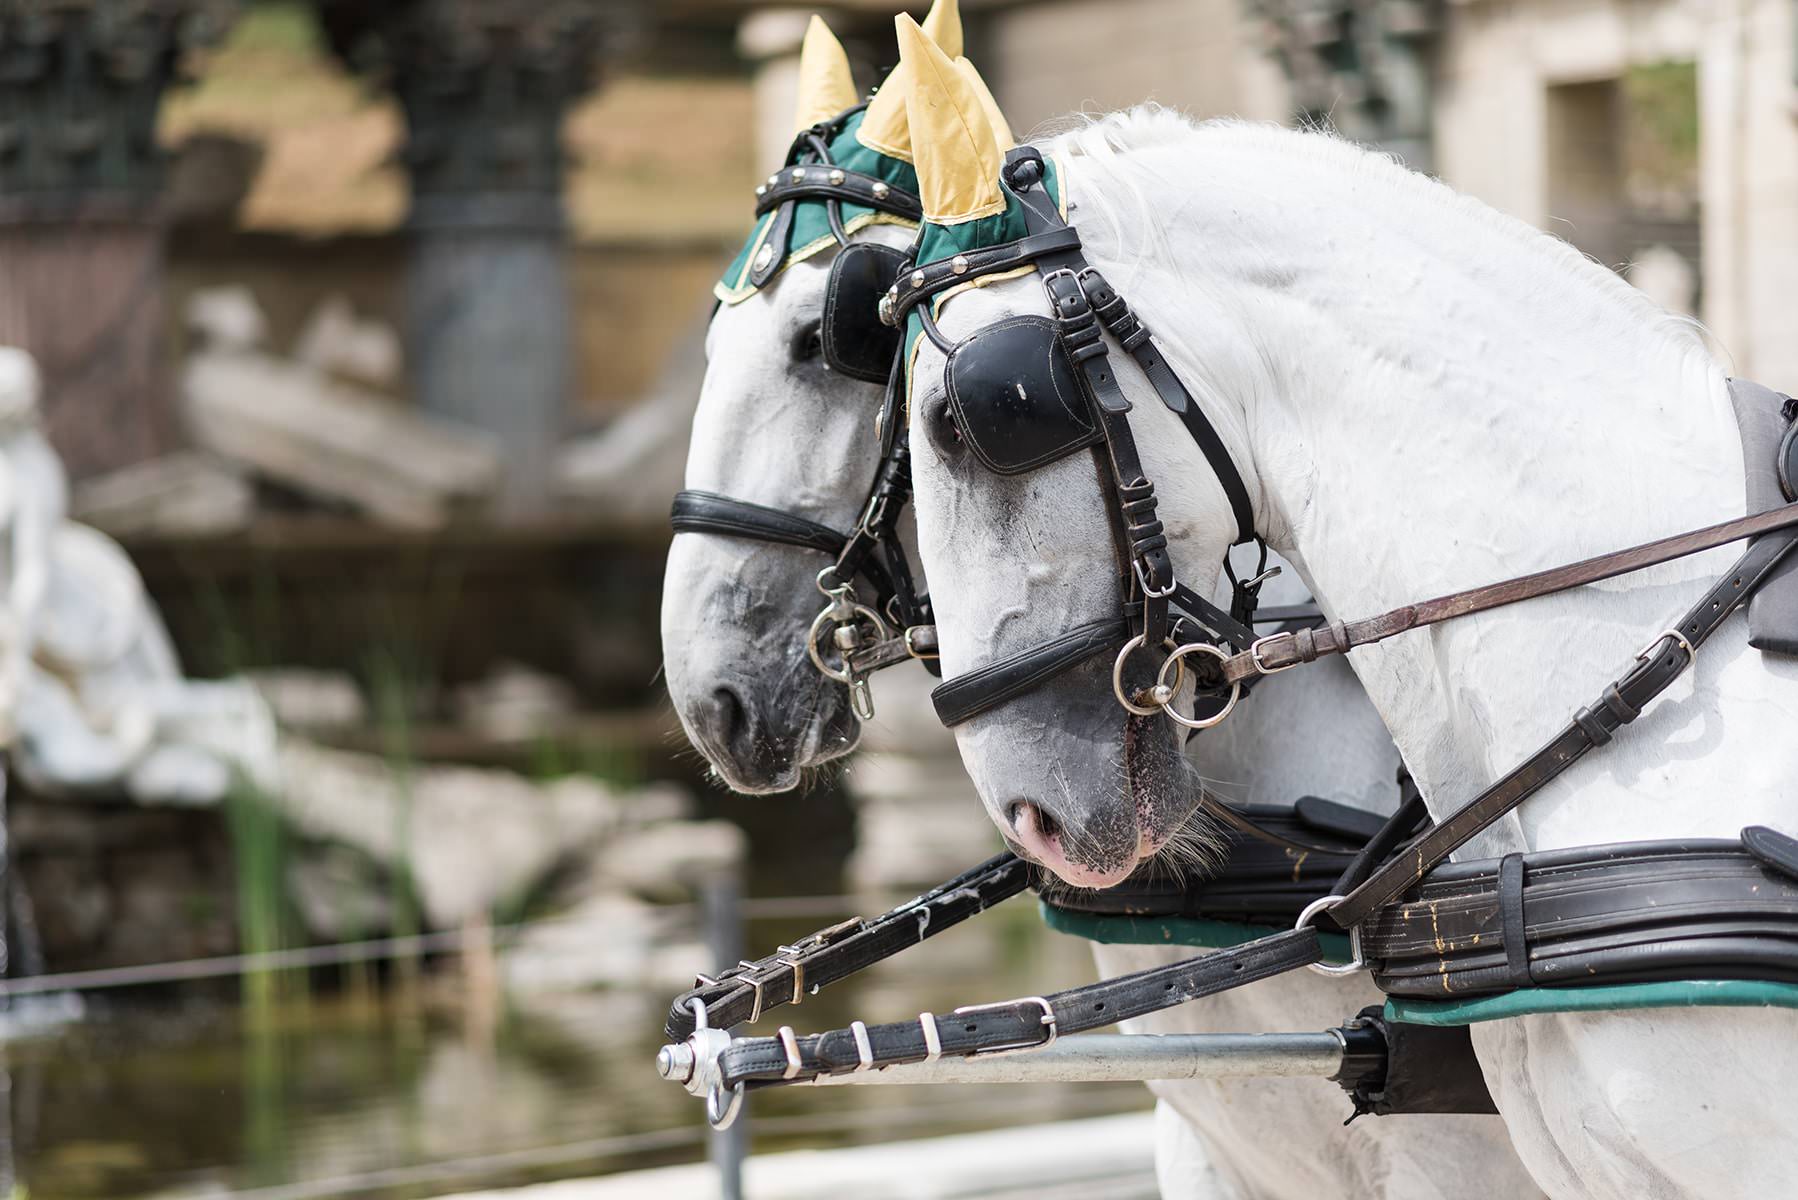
[665,853,1030,1039]
[931,616,1129,727]
[1329,525,1798,929]
[1222,501,1798,685]
[846,624,938,675]
[754,167,922,224]
[1365,838,1798,997]
[672,490,847,556]
[718,927,1321,1088]
[886,227,1086,325]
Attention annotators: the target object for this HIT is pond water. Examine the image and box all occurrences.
[8,900,1149,1199]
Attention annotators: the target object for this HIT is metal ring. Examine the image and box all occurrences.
[706,1081,746,1129]
[689,996,710,1031]
[1111,635,1185,717]
[850,1020,874,1072]
[1293,894,1367,977]
[1153,643,1242,731]
[1635,627,1696,666]
[778,1025,803,1080]
[815,565,851,597]
[919,1012,942,1061]
[807,601,891,684]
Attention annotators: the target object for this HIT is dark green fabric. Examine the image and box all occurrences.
[902,155,1064,375]
[716,111,922,304]
[1385,980,1798,1026]
[1040,901,1355,963]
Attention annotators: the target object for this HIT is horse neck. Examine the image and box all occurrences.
[1078,123,1769,848]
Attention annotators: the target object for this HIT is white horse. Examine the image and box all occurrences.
[664,12,1539,1197]
[891,34,1798,1198]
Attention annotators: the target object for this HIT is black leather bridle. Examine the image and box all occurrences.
[889,146,1276,732]
[671,110,940,718]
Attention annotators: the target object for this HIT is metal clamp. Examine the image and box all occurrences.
[685,997,746,1130]
[952,996,1058,1058]
[1294,895,1366,978]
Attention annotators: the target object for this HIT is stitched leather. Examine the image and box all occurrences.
[1225,501,1798,684]
[1366,839,1798,997]
[671,490,847,556]
[1329,527,1798,928]
[665,853,1030,1039]
[931,616,1129,727]
[717,928,1321,1088]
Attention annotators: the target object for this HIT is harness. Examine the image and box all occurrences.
[672,111,940,717]
[660,133,1798,1126]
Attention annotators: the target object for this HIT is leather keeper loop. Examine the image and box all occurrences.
[1601,683,1640,723]
[1573,706,1613,746]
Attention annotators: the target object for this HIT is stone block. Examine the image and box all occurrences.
[183,352,501,528]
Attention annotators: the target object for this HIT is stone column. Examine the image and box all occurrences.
[320,1,609,516]
[0,1,236,479]
[1247,0,1444,172]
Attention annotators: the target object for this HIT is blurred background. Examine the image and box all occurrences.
[0,1,1791,1197]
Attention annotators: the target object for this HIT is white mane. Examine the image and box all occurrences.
[1032,105,1713,383]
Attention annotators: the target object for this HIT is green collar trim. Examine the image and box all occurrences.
[1384,980,1798,1027]
[716,110,921,305]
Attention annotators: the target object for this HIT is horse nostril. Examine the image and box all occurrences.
[1009,800,1061,845]
[708,685,751,753]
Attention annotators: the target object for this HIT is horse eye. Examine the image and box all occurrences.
[924,397,966,461]
[790,321,824,363]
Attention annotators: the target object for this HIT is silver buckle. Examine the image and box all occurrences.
[1133,555,1177,600]
[1635,627,1696,666]
[951,996,1058,1058]
[1249,631,1301,675]
[778,1025,803,1080]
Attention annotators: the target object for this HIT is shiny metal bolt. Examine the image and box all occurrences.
[871,181,890,200]
[951,254,970,275]
[910,270,926,288]
[657,1042,695,1083]
[828,168,845,185]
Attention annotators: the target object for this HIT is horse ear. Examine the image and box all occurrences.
[954,57,1013,153]
[855,0,961,163]
[792,16,858,133]
[920,0,963,58]
[897,14,1005,224]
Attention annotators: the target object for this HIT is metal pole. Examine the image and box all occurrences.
[797,1032,1347,1086]
[700,875,747,1200]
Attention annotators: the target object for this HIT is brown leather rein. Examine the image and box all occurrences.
[1220,500,1798,687]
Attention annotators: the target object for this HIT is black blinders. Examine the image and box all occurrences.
[945,315,1102,475]
[822,242,908,383]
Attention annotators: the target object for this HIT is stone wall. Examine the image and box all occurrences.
[983,0,1291,133]
[1433,0,1798,381]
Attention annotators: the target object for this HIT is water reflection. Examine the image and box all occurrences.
[13,904,1148,1199]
